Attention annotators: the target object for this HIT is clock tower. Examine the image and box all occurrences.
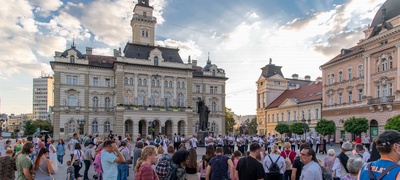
[130,0,157,46]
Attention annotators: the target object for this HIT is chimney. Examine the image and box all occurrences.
[292,74,299,79]
[188,55,191,64]
[192,60,197,66]
[316,77,323,82]
[86,47,93,55]
[55,51,62,57]
[305,75,311,81]
[113,49,121,57]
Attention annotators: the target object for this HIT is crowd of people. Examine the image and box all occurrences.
[0,129,399,180]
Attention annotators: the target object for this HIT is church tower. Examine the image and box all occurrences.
[130,0,157,46]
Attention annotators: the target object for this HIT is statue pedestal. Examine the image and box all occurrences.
[197,131,214,147]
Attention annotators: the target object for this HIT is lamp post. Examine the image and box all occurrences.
[77,119,85,135]
[301,117,311,139]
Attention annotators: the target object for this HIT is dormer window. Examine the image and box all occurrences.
[154,56,159,66]
[70,55,75,63]
[212,70,216,76]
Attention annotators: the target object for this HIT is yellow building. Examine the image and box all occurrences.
[320,0,400,142]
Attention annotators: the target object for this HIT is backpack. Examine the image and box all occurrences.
[93,150,103,174]
[367,162,400,180]
[267,155,281,176]
[284,150,293,170]
[164,164,177,180]
[156,156,173,179]
[156,138,161,144]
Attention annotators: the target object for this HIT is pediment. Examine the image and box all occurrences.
[278,98,298,108]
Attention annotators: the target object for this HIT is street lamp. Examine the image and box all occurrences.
[77,119,85,135]
[301,117,311,139]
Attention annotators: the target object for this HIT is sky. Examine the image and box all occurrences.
[0,0,386,116]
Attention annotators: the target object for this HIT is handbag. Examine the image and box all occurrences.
[73,150,83,167]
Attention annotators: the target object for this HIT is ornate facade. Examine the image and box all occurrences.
[51,0,227,140]
[320,0,400,142]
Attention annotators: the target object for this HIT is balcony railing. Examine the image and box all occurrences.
[368,96,395,105]
[132,14,156,21]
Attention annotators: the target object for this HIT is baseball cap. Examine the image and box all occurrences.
[376,130,400,146]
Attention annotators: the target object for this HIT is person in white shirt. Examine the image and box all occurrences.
[299,148,323,180]
[236,135,244,153]
[363,136,370,151]
[355,143,370,163]
[205,133,213,147]
[217,135,223,148]
[189,135,198,149]
[307,134,314,149]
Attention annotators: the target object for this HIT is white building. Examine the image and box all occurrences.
[50,0,227,140]
[33,75,54,120]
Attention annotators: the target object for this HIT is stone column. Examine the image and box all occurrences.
[173,77,177,99]
[161,76,165,98]
[132,120,138,142]
[396,44,400,90]
[134,74,138,98]
[172,121,178,135]
[84,73,90,135]
[367,55,372,97]
[53,72,61,140]
[147,74,151,98]
[364,55,369,96]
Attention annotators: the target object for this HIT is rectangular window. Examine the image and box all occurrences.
[339,72,342,82]
[389,83,393,96]
[327,75,331,85]
[72,76,78,85]
[308,109,311,120]
[210,86,214,94]
[281,113,284,122]
[66,75,72,84]
[315,109,319,119]
[274,81,280,85]
[257,94,260,109]
[268,114,270,122]
[348,91,353,103]
[277,113,279,122]
[376,86,380,98]
[358,89,363,101]
[93,77,98,86]
[105,78,110,87]
[195,85,200,93]
[272,114,274,122]
[287,112,290,121]
[214,86,217,94]
[348,69,352,81]
[338,93,342,104]
[293,111,297,120]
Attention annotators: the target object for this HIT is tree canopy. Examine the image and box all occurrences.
[291,122,308,135]
[246,117,258,135]
[344,117,368,136]
[225,108,236,133]
[384,115,400,131]
[275,123,290,134]
[315,119,336,135]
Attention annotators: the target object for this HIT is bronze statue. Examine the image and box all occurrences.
[197,98,210,131]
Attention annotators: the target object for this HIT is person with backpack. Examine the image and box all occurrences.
[156,146,174,180]
[168,150,189,180]
[281,142,296,180]
[205,146,233,180]
[263,144,286,180]
[332,142,357,179]
[299,148,322,180]
[134,145,159,180]
[236,143,265,180]
[132,142,144,180]
[358,130,400,180]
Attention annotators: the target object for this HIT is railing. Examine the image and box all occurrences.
[368,96,395,105]
[132,14,156,21]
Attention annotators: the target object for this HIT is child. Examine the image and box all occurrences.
[198,155,207,180]
[66,161,75,180]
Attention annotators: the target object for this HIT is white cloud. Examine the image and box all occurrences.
[93,48,114,56]
[156,39,203,61]
[30,0,63,17]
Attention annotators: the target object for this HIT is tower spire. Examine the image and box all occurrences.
[207,52,211,64]
[71,36,76,48]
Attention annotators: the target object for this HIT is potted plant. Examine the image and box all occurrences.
[160,106,166,111]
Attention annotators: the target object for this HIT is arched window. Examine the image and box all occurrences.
[177,82,180,89]
[358,65,363,78]
[348,68,352,81]
[154,56,159,66]
[68,120,76,133]
[145,31,149,37]
[138,79,142,86]
[104,121,111,133]
[151,80,155,87]
[138,91,147,106]
[143,79,147,86]
[181,82,185,89]
[68,94,77,106]
[142,30,145,37]
[105,97,111,108]
[327,75,331,85]
[70,55,75,63]
[124,77,128,84]
[124,90,133,104]
[165,92,172,107]
[151,91,159,106]
[93,96,99,107]
[92,120,98,133]
[178,93,185,107]
[338,71,343,82]
[129,78,134,85]
[211,102,216,111]
[156,80,160,87]
[382,58,387,71]
[376,60,380,72]
[169,81,172,88]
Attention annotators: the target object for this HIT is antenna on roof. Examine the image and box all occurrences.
[71,35,76,48]
[269,58,272,64]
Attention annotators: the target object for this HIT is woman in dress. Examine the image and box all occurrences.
[186,148,198,180]
[48,139,57,170]
[34,147,55,180]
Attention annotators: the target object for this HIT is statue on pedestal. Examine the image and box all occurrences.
[197,98,210,131]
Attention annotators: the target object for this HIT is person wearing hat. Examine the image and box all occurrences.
[332,142,358,180]
[359,130,400,180]
[83,141,95,180]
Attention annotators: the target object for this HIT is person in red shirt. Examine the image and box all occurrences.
[281,142,296,180]
[134,145,159,180]
[355,136,362,144]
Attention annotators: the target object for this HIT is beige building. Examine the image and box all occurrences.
[8,113,32,132]
[320,0,400,142]
[256,59,316,135]
[50,0,227,140]
[33,74,54,120]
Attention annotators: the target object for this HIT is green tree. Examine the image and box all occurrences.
[32,120,53,133]
[275,123,290,135]
[291,122,309,135]
[384,115,400,131]
[225,108,236,133]
[246,117,258,135]
[23,120,37,135]
[315,119,336,135]
[344,117,368,136]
